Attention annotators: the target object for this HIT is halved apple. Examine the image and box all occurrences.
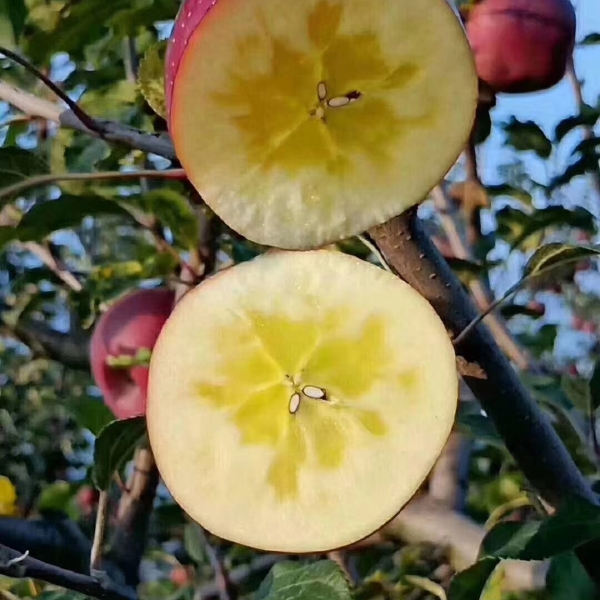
[165,0,478,249]
[147,250,458,552]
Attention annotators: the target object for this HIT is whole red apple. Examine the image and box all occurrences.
[465,0,576,94]
[90,288,175,419]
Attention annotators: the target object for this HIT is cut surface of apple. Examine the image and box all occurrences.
[147,250,458,552]
[166,0,477,249]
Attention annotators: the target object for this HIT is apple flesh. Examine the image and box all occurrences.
[89,288,175,420]
[465,0,576,94]
[147,250,458,553]
[165,0,477,249]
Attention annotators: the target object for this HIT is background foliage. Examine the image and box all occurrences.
[1,0,600,599]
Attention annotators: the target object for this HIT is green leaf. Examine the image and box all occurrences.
[523,243,600,278]
[456,402,505,449]
[590,360,600,413]
[486,183,533,206]
[0,0,27,44]
[551,155,600,190]
[554,105,600,142]
[138,41,168,119]
[11,195,135,245]
[37,481,74,514]
[482,495,600,562]
[183,522,206,565]
[92,417,147,491]
[561,375,591,413]
[502,117,552,158]
[546,552,596,600]
[496,207,596,250]
[255,560,352,600]
[479,564,505,600]
[0,148,49,200]
[125,189,199,249]
[447,558,500,600]
[70,396,115,436]
[579,33,600,46]
[404,575,447,600]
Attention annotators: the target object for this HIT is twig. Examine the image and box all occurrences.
[369,209,600,585]
[90,491,109,573]
[0,81,176,159]
[0,46,105,136]
[431,186,533,371]
[21,242,83,292]
[193,527,237,600]
[452,252,596,346]
[0,169,187,202]
[0,542,136,600]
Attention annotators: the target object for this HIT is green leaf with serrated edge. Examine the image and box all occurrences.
[546,552,596,600]
[12,195,136,244]
[447,558,500,600]
[590,360,600,413]
[523,244,600,278]
[255,560,352,600]
[502,117,552,158]
[92,417,147,491]
[138,41,168,119]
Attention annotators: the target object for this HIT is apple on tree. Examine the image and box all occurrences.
[465,0,576,94]
[89,288,175,420]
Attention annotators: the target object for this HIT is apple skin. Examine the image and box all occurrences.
[465,0,576,94]
[89,288,175,420]
[165,0,217,117]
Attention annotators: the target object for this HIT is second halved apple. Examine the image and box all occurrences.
[166,0,478,249]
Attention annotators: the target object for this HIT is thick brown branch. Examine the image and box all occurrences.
[106,448,159,587]
[369,209,600,583]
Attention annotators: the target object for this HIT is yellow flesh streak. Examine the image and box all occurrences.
[195,308,394,501]
[171,0,477,248]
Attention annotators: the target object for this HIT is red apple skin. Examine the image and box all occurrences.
[465,0,576,94]
[165,0,217,117]
[89,288,175,420]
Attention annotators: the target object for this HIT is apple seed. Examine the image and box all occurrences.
[288,392,301,414]
[302,385,327,400]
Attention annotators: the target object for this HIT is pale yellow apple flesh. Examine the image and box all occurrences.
[168,0,477,249]
[147,250,458,552]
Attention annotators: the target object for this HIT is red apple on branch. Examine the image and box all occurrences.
[90,288,175,419]
[465,0,576,94]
